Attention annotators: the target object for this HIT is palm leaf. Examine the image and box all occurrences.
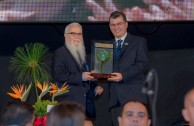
[9,42,51,97]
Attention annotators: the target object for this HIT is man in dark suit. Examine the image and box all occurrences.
[52,22,103,120]
[107,11,149,126]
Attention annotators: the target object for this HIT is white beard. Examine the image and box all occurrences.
[65,40,86,68]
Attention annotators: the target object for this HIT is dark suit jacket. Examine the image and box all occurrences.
[52,45,91,107]
[109,33,149,108]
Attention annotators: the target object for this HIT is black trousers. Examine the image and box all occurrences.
[110,106,122,126]
[93,80,113,126]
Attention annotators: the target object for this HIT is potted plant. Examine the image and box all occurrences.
[33,81,69,126]
[8,42,70,126]
[7,81,69,126]
[9,42,51,98]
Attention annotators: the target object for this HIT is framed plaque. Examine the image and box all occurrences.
[91,40,114,79]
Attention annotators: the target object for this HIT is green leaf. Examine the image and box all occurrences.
[9,43,51,84]
[21,84,32,102]
[52,90,69,102]
[39,86,52,99]
[33,99,57,117]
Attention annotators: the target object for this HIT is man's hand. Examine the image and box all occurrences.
[95,86,104,95]
[108,72,122,82]
[82,72,94,81]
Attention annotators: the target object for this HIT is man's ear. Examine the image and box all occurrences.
[147,119,151,126]
[118,116,121,126]
[182,108,190,122]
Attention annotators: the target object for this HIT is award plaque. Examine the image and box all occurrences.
[91,40,114,79]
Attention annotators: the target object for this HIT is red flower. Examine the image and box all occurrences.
[33,115,47,126]
[43,115,47,126]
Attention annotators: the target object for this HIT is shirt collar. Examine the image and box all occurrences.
[115,33,127,41]
[115,33,127,46]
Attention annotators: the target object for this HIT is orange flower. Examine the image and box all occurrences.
[49,83,58,94]
[49,83,69,102]
[49,83,69,94]
[36,81,52,99]
[7,84,32,101]
[37,81,50,92]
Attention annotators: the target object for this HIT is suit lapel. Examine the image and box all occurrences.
[120,33,133,58]
[112,33,133,60]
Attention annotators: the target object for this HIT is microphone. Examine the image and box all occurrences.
[146,70,154,83]
[142,69,155,95]
[142,68,159,126]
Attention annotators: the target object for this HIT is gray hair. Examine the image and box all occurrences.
[64,22,82,34]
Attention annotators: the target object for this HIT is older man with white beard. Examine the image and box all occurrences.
[53,22,103,121]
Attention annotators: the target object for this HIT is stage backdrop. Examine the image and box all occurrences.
[1,23,194,126]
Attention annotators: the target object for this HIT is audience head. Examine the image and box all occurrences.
[118,99,151,126]
[182,88,194,126]
[64,22,86,66]
[47,101,85,126]
[1,102,34,126]
[109,11,128,38]
[84,120,94,126]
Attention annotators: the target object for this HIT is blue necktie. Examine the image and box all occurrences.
[116,39,122,59]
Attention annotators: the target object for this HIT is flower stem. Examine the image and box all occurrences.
[32,70,38,99]
[52,95,55,102]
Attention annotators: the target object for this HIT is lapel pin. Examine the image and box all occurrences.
[124,43,128,46]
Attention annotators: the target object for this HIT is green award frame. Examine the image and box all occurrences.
[91,41,114,79]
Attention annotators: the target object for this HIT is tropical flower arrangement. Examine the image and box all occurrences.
[9,42,52,98]
[7,81,69,126]
[8,42,69,126]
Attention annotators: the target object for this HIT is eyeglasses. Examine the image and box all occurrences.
[110,22,126,27]
[66,32,82,37]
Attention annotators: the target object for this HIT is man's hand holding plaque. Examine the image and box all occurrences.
[107,73,123,82]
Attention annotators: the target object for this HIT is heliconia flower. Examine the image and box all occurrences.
[49,82,69,102]
[37,81,52,99]
[7,84,32,101]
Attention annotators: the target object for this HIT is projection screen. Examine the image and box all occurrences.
[0,0,193,22]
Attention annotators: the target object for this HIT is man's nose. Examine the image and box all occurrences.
[132,115,139,123]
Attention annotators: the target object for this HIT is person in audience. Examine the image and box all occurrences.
[85,119,94,126]
[1,102,34,126]
[52,22,103,121]
[47,101,85,126]
[118,100,151,126]
[182,88,194,126]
